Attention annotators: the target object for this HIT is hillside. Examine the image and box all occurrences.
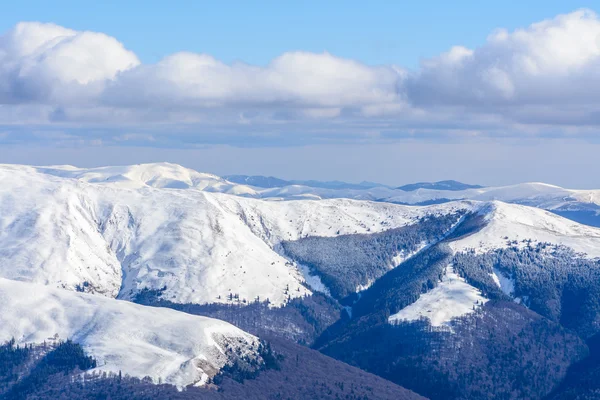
[3,163,600,399]
[0,278,264,387]
[0,163,473,306]
[0,336,424,400]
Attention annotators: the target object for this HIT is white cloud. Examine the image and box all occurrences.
[103,51,403,110]
[0,22,139,103]
[407,9,600,108]
[1,10,600,143]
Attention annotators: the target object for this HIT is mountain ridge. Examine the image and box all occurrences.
[2,162,600,398]
[23,163,600,228]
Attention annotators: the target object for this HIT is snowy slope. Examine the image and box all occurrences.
[0,164,472,306]
[0,164,311,305]
[0,278,263,387]
[2,163,600,309]
[388,265,487,327]
[0,166,122,297]
[448,201,600,257]
[387,201,600,327]
[36,162,259,195]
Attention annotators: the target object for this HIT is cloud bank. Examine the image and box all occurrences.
[1,9,600,146]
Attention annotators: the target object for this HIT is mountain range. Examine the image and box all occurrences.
[1,163,600,399]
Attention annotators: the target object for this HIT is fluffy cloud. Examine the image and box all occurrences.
[102,51,403,111]
[407,9,600,108]
[0,22,139,103]
[2,10,600,144]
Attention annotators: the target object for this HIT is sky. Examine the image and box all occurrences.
[2,1,600,187]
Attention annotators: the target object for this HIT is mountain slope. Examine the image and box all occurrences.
[0,278,264,387]
[37,163,257,194]
[307,205,600,399]
[2,163,600,398]
[0,163,475,307]
[0,336,425,400]
[3,163,600,310]
[448,201,600,257]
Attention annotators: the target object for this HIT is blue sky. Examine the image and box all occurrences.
[2,2,600,187]
[1,0,593,66]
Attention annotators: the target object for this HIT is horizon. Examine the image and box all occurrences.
[2,2,600,187]
[0,160,588,190]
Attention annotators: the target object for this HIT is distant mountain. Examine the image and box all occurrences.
[225,174,387,190]
[291,179,387,190]
[37,164,600,228]
[224,174,291,188]
[397,180,485,191]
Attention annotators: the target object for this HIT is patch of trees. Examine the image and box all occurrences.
[313,243,452,351]
[281,211,467,300]
[211,341,281,385]
[0,338,421,400]
[318,301,587,400]
[135,290,341,346]
[1,339,96,400]
[352,243,452,319]
[0,339,34,394]
[452,243,600,338]
[546,332,600,400]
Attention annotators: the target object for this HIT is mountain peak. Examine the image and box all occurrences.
[397,180,485,192]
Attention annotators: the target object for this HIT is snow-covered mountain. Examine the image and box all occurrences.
[448,201,600,257]
[0,278,263,387]
[36,163,257,195]
[2,162,600,398]
[30,163,600,219]
[281,199,600,327]
[2,163,600,310]
[0,163,466,307]
[225,174,388,190]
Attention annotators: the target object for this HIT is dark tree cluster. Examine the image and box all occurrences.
[452,243,600,338]
[1,339,97,400]
[0,338,422,400]
[546,332,600,399]
[318,302,586,400]
[135,290,342,346]
[281,211,467,300]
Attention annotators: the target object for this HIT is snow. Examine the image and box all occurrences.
[36,162,258,195]
[29,162,600,213]
[4,162,600,387]
[0,168,122,297]
[295,262,331,295]
[490,268,515,296]
[34,163,600,214]
[1,163,600,308]
[449,201,600,257]
[0,164,473,307]
[0,278,262,387]
[388,265,488,327]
